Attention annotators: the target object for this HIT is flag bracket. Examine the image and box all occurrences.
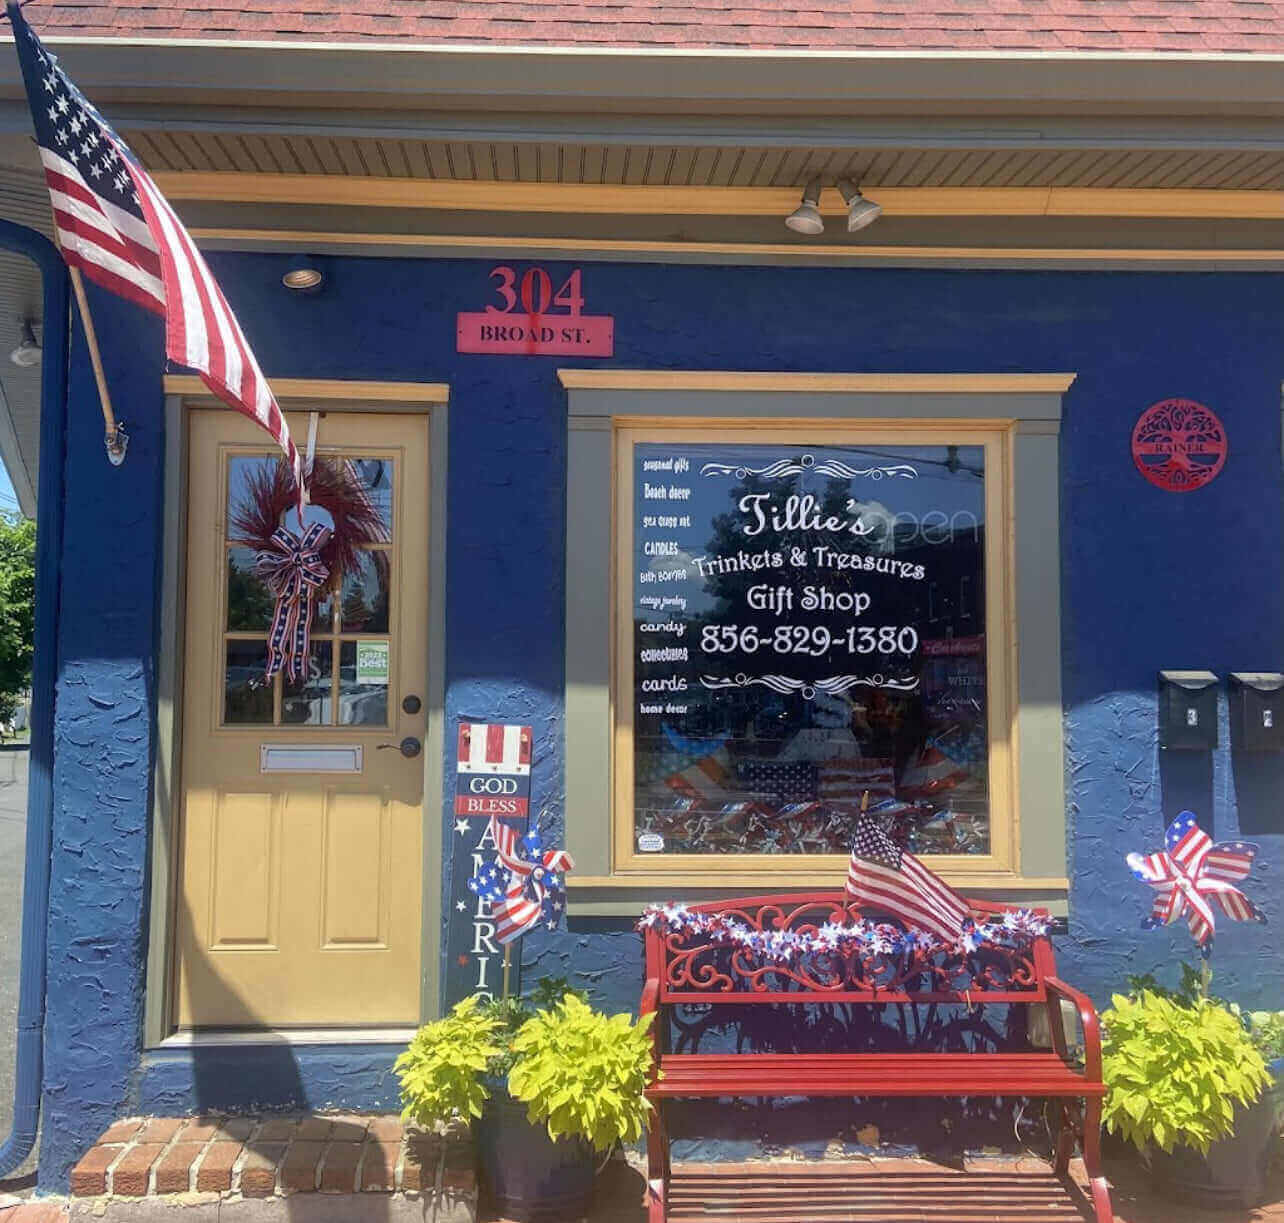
[105,422,128,466]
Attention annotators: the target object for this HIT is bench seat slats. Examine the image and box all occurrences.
[649,1052,1103,1098]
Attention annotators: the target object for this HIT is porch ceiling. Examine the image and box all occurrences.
[92,132,1284,192]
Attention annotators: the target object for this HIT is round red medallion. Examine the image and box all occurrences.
[1131,398,1227,493]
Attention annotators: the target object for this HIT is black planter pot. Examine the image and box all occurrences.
[1148,1059,1284,1210]
[476,1091,596,1222]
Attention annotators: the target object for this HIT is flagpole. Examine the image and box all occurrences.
[65,263,128,465]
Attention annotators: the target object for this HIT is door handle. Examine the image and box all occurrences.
[377,737,422,759]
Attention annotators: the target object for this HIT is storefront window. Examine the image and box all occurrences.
[620,428,1009,864]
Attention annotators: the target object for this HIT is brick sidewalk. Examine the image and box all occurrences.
[3,1138,1281,1222]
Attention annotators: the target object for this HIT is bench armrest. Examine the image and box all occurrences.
[640,978,663,1082]
[1045,975,1103,1082]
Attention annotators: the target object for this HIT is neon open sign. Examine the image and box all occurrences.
[456,265,615,357]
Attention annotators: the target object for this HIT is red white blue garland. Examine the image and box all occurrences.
[637,902,1050,965]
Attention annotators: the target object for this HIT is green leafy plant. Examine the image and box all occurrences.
[1102,989,1271,1155]
[1247,1010,1284,1062]
[1126,961,1246,1027]
[395,995,504,1126]
[477,976,588,1077]
[507,993,656,1153]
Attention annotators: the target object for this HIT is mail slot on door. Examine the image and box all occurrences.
[1229,673,1284,751]
[1158,670,1219,751]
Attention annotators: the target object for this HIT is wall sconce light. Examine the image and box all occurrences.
[282,254,324,293]
[837,179,883,232]
[784,177,825,235]
[9,319,40,367]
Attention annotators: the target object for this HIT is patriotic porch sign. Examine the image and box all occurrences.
[6,4,303,501]
[1127,812,1265,951]
[446,721,536,1003]
[846,815,971,942]
[455,722,533,817]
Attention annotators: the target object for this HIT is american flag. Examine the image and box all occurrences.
[819,757,895,808]
[665,748,733,803]
[737,758,818,804]
[7,4,302,500]
[846,815,971,941]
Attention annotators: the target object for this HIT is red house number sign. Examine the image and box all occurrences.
[1131,398,1228,493]
[456,266,614,357]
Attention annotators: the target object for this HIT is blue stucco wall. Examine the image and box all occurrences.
[38,255,1284,1187]
[38,282,165,1189]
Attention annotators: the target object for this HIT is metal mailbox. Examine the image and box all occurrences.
[1229,673,1284,752]
[1158,671,1219,751]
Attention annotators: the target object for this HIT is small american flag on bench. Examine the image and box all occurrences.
[846,816,970,941]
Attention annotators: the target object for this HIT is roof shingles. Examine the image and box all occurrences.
[24,0,1284,52]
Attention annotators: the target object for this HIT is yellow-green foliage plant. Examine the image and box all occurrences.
[507,994,656,1152]
[396,995,505,1126]
[1102,989,1271,1155]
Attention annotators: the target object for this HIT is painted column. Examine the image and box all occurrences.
[38,285,164,1190]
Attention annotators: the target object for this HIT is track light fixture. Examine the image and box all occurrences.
[9,319,40,368]
[784,177,825,236]
[785,179,883,236]
[837,179,883,232]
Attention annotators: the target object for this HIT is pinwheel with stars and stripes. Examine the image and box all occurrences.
[467,814,574,945]
[1126,812,1266,952]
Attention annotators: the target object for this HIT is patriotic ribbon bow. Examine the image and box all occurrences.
[1127,812,1265,951]
[468,814,575,944]
[255,523,331,683]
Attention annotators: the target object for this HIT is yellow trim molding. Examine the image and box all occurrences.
[158,174,1284,220]
[163,375,450,403]
[569,874,1071,890]
[190,228,1284,267]
[558,370,1077,393]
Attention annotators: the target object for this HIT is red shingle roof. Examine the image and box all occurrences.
[28,0,1284,53]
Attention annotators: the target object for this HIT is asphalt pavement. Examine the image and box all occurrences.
[0,747,29,1176]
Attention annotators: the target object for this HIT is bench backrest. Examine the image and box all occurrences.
[644,892,1054,1005]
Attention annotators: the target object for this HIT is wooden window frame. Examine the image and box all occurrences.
[560,371,1072,910]
[611,419,1018,879]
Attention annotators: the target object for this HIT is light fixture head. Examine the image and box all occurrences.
[785,177,825,236]
[282,254,324,292]
[9,319,40,368]
[837,179,882,233]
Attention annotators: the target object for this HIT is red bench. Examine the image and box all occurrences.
[639,892,1112,1223]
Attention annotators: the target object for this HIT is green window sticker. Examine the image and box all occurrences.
[355,640,390,686]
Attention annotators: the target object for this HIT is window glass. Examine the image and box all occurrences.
[340,550,390,633]
[281,641,334,725]
[339,640,389,726]
[629,440,989,857]
[219,449,394,728]
[224,640,273,724]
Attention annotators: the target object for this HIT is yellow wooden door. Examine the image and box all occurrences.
[174,408,428,1028]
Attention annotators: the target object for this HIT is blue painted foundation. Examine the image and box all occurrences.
[36,256,1283,1188]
